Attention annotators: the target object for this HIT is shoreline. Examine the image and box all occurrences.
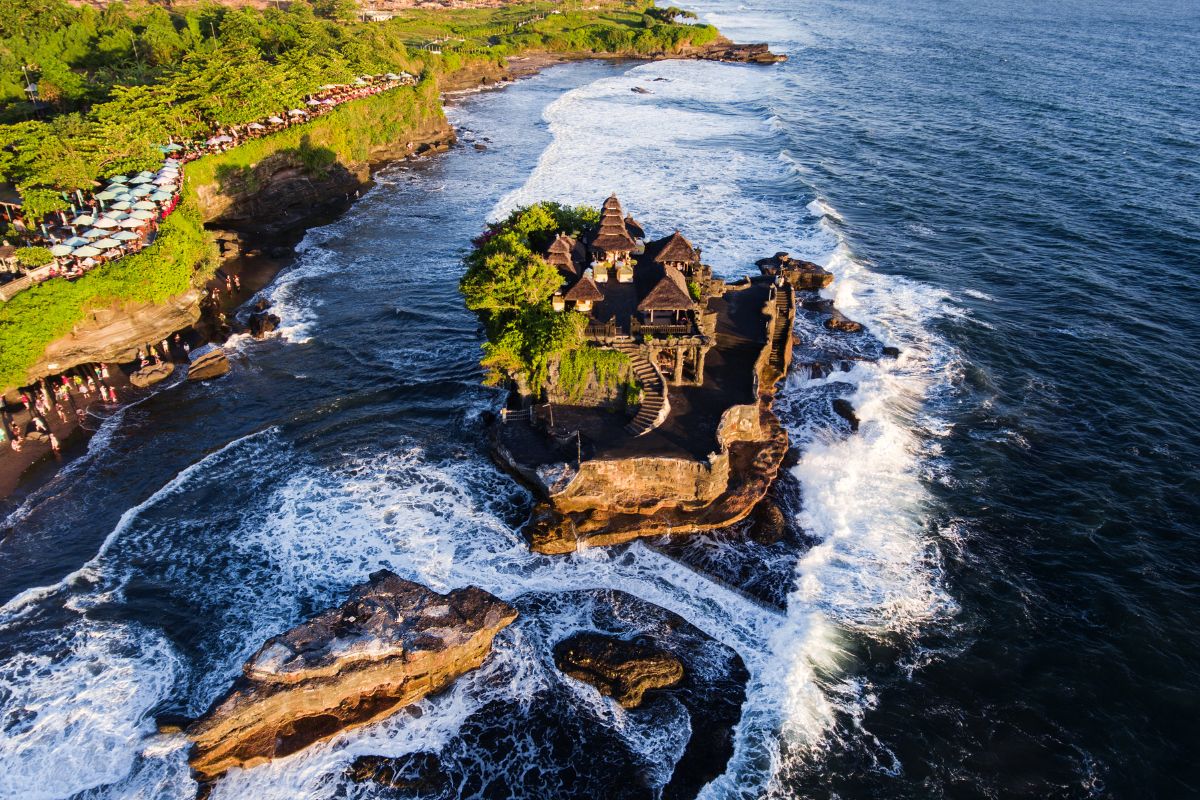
[0,43,783,509]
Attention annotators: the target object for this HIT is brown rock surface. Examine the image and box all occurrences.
[756,252,833,289]
[187,570,517,783]
[825,307,864,333]
[554,633,684,709]
[129,362,176,388]
[187,347,230,381]
[19,289,203,392]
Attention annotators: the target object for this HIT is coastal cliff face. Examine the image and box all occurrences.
[192,115,455,236]
[186,570,517,783]
[28,289,203,379]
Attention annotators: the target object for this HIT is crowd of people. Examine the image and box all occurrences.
[0,365,119,456]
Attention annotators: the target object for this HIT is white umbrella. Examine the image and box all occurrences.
[164,158,181,165]
[130,186,153,197]
[93,217,118,228]
[109,175,128,183]
[96,189,120,200]
[92,237,121,249]
[50,244,73,256]
[133,200,157,210]
[217,135,233,143]
[129,175,152,184]
[149,191,173,202]
[113,231,140,241]
[248,122,265,130]
[70,214,95,226]
[137,170,155,178]
[82,228,106,238]
[103,211,129,220]
[153,176,176,185]
[288,109,306,117]
[267,116,284,125]
[81,257,96,267]
[323,99,336,105]
[306,99,322,106]
[63,236,89,247]
[129,209,156,220]
[110,200,132,210]
[118,218,144,228]
[72,245,101,257]
[163,143,183,152]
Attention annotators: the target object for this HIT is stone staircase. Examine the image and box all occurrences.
[615,342,669,437]
[768,287,793,371]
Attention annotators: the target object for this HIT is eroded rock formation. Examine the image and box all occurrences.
[129,362,175,388]
[554,632,684,708]
[186,347,230,381]
[186,570,517,783]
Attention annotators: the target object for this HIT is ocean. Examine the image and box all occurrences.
[1,0,1198,797]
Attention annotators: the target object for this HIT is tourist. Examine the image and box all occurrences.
[233,274,242,291]
[49,432,60,454]
[10,434,21,452]
[101,364,110,380]
[32,416,47,433]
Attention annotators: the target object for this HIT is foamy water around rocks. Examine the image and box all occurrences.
[3,0,1196,796]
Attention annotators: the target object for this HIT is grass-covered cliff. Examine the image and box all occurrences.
[0,0,720,392]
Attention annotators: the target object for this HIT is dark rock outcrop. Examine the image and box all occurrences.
[554,632,684,709]
[882,346,901,358]
[749,498,788,545]
[248,310,280,338]
[698,42,787,64]
[757,252,833,290]
[825,307,864,333]
[832,398,860,432]
[187,570,517,783]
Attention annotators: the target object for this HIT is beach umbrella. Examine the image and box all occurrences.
[118,218,143,228]
[306,99,323,106]
[129,186,153,197]
[206,137,222,146]
[93,217,119,228]
[248,122,265,131]
[70,214,96,226]
[63,236,89,247]
[113,230,140,241]
[288,109,306,117]
[137,170,155,178]
[133,200,157,210]
[81,257,96,267]
[129,175,152,185]
[92,237,121,249]
[103,210,129,220]
[82,227,106,238]
[96,189,120,200]
[149,191,173,202]
[110,200,132,210]
[72,245,101,257]
[323,99,336,106]
[164,143,183,152]
[217,135,234,143]
[109,175,128,183]
[129,209,156,221]
[50,244,73,257]
[154,175,177,185]
[267,116,284,125]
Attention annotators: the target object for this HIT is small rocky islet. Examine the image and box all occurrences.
[182,193,882,794]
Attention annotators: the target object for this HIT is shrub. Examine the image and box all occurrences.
[14,246,53,268]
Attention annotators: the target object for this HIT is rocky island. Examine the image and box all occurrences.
[461,195,866,554]
[185,570,516,784]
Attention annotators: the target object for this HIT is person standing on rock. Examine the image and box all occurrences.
[49,432,60,455]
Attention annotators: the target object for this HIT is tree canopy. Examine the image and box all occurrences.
[460,202,600,389]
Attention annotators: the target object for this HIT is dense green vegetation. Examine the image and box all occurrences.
[0,207,217,389]
[460,202,603,390]
[0,0,719,390]
[557,346,631,402]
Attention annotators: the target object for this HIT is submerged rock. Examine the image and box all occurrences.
[187,570,517,783]
[554,632,684,708]
[346,752,449,792]
[247,309,280,338]
[832,398,860,432]
[186,347,230,381]
[756,251,834,289]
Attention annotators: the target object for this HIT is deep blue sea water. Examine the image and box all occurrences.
[0,0,1198,797]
